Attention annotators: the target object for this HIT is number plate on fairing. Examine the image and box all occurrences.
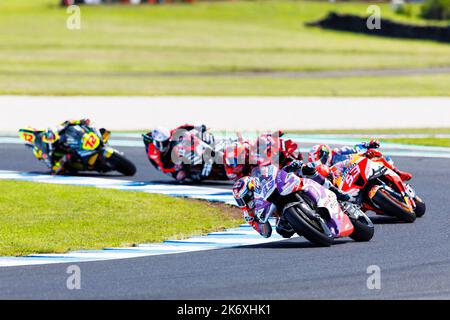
[254,165,278,200]
[82,132,100,150]
[19,132,36,144]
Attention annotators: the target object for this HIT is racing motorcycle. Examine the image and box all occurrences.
[19,125,136,176]
[167,130,229,181]
[329,154,425,223]
[145,129,302,182]
[252,164,374,247]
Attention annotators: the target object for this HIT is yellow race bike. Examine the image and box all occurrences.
[19,124,136,176]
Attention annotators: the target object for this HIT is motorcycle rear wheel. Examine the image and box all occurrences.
[285,206,334,247]
[372,189,416,223]
[107,153,137,176]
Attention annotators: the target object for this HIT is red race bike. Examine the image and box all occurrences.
[171,131,229,181]
[329,154,425,223]
[148,130,302,182]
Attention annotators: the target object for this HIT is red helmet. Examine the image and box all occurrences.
[232,176,259,210]
[308,144,332,166]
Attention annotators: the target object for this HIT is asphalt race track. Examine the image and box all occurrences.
[0,143,449,299]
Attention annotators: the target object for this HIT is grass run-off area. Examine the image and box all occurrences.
[0,180,241,256]
[0,0,449,96]
[284,128,450,135]
[283,128,450,147]
[383,138,450,147]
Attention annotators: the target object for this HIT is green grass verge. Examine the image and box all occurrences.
[383,138,450,147]
[0,180,241,256]
[284,128,450,135]
[1,0,449,96]
[2,73,449,96]
[284,128,450,147]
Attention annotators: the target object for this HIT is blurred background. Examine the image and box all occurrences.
[0,0,449,97]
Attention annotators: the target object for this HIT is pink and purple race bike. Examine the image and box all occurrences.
[253,165,374,247]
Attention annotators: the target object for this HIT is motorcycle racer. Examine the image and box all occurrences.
[143,124,215,182]
[30,118,91,174]
[232,160,350,239]
[308,140,412,181]
[253,130,303,167]
[224,130,303,181]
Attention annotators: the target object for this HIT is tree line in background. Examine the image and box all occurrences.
[420,0,450,20]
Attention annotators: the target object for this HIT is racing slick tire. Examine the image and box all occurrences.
[108,153,137,176]
[413,196,426,218]
[372,189,416,223]
[349,215,374,242]
[285,205,334,247]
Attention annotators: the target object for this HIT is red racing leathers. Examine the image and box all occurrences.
[143,124,213,181]
[224,131,303,181]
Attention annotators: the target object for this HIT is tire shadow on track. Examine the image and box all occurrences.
[147,180,233,187]
[368,215,411,225]
[227,238,353,250]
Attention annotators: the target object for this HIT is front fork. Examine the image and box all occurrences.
[86,147,116,170]
[340,201,370,222]
[102,146,116,159]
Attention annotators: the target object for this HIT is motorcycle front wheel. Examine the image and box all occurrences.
[284,205,334,247]
[107,152,137,176]
[371,188,416,223]
[413,196,426,218]
[349,214,374,242]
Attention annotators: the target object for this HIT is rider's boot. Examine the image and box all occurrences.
[276,217,295,239]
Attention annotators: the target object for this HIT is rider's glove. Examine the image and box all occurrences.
[364,149,382,159]
[284,160,303,173]
[330,185,351,202]
[142,133,153,145]
[301,162,316,176]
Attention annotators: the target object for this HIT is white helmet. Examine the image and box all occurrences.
[152,127,171,153]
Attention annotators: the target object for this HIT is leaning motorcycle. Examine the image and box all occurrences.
[329,154,425,223]
[252,164,374,247]
[19,125,136,176]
